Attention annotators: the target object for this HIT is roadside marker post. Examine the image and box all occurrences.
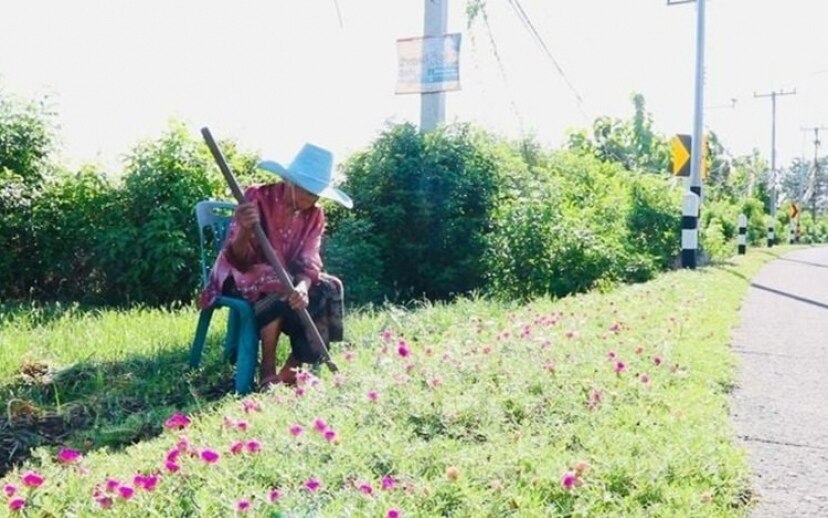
[737,213,747,255]
[681,192,701,269]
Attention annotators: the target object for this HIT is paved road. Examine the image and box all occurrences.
[731,246,828,518]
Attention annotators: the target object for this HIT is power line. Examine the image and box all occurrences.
[505,0,588,119]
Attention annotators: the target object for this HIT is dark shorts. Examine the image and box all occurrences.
[222,275,344,364]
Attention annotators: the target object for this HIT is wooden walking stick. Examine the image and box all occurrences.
[201,127,339,373]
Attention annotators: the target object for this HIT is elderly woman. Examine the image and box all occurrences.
[199,143,352,389]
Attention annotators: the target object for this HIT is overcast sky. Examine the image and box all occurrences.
[2,0,828,173]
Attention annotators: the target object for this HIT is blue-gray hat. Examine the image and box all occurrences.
[258,144,353,209]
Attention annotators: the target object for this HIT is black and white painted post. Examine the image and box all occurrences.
[767,216,775,247]
[737,213,747,255]
[681,192,701,268]
[789,220,796,244]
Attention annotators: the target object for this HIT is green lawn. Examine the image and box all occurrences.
[0,249,788,516]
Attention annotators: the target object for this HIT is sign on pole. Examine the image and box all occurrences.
[396,33,461,95]
[789,202,799,219]
[670,134,708,178]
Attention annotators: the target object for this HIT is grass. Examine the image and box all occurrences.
[0,248,789,516]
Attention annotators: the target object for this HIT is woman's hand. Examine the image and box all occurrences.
[288,284,309,311]
[235,202,260,231]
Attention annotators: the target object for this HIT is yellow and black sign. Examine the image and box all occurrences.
[789,202,799,219]
[670,134,708,179]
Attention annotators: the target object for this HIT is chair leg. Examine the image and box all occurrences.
[189,308,215,368]
[234,315,259,395]
[224,309,239,365]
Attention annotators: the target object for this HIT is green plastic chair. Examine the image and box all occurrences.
[189,200,258,394]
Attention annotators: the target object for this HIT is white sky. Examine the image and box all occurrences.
[2,0,828,173]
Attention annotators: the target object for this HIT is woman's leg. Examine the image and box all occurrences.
[259,317,283,383]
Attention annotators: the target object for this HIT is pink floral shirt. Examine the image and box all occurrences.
[198,182,324,309]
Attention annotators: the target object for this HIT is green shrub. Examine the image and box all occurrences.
[322,218,384,306]
[335,123,502,302]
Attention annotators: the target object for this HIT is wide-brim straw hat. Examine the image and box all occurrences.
[257,143,353,209]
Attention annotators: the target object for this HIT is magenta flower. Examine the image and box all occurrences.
[294,386,305,397]
[134,474,159,491]
[304,478,321,492]
[381,329,393,341]
[230,441,245,455]
[387,508,401,518]
[313,418,328,432]
[236,420,249,431]
[358,482,373,495]
[236,499,251,512]
[607,350,616,359]
[561,471,578,490]
[105,478,120,492]
[324,430,337,442]
[242,399,261,413]
[8,498,25,512]
[200,449,220,464]
[164,412,191,430]
[614,361,626,374]
[653,356,663,366]
[246,440,262,453]
[289,424,304,437]
[118,485,135,500]
[166,448,181,463]
[397,341,410,358]
[367,390,378,402]
[176,438,192,452]
[3,483,16,497]
[21,471,44,488]
[165,461,180,473]
[95,496,113,509]
[57,447,82,464]
[268,488,281,502]
[640,373,651,384]
[381,475,396,490]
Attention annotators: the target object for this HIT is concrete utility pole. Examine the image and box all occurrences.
[754,88,796,246]
[801,126,828,223]
[420,0,448,132]
[668,0,705,269]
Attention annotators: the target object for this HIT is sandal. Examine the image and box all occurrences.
[258,374,282,392]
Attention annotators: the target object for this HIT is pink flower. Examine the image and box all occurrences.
[200,449,220,464]
[21,471,44,488]
[294,387,305,397]
[4,484,16,497]
[246,440,262,453]
[166,448,181,463]
[95,496,113,509]
[289,424,304,437]
[8,498,25,512]
[367,390,378,402]
[397,341,410,358]
[381,475,396,490]
[236,499,251,512]
[165,461,180,473]
[236,420,249,431]
[164,412,191,430]
[57,448,82,464]
[653,356,663,366]
[358,482,373,495]
[118,485,135,500]
[640,374,651,384]
[607,350,616,359]
[105,478,120,492]
[242,399,261,413]
[176,438,192,452]
[324,430,337,442]
[561,471,578,490]
[230,441,245,455]
[387,508,402,518]
[304,477,321,492]
[428,377,442,388]
[134,474,159,491]
[614,361,626,374]
[381,329,393,341]
[313,418,328,432]
[268,488,281,502]
[344,350,356,362]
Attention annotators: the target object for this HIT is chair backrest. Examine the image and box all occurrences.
[195,200,237,287]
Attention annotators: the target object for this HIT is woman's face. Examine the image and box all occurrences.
[291,184,319,211]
